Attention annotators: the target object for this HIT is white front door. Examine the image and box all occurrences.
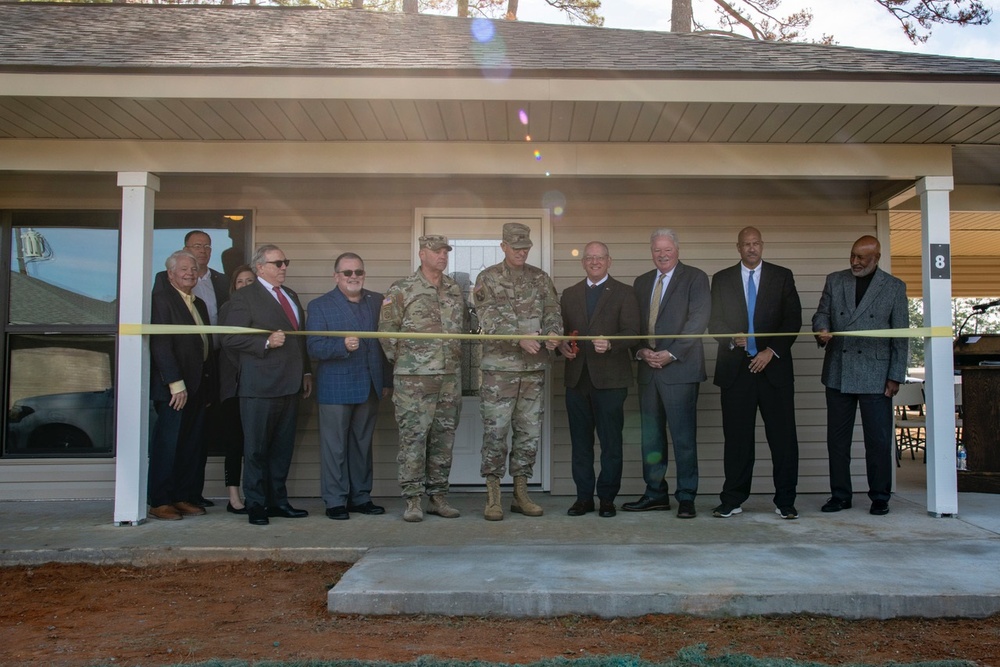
[417,209,551,488]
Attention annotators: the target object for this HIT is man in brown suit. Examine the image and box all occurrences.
[558,242,641,517]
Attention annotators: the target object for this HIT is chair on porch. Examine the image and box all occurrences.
[894,381,926,465]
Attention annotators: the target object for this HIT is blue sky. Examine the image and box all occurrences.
[14,228,224,302]
[513,0,1000,60]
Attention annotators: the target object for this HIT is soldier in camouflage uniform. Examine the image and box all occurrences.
[379,235,469,522]
[473,223,562,521]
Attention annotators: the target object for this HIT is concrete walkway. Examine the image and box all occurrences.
[2,460,999,619]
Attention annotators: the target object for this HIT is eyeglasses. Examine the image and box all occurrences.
[265,259,291,268]
[186,244,212,251]
[337,269,365,278]
[584,255,609,262]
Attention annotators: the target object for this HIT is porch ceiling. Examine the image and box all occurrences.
[892,211,1000,257]
[2,97,1000,145]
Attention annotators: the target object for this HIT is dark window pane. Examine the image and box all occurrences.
[9,227,119,325]
[5,335,116,456]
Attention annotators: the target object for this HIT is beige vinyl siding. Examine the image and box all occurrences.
[0,174,877,500]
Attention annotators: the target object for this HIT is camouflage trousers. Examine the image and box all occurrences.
[479,370,545,479]
[392,373,461,498]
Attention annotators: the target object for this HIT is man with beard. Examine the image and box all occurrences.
[813,235,908,517]
[309,253,390,521]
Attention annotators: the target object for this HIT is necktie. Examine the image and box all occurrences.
[182,292,209,361]
[273,286,299,330]
[648,273,666,348]
[746,269,757,357]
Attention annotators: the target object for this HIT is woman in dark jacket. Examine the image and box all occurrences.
[220,265,255,514]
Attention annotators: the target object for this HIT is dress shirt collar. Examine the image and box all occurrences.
[741,262,761,282]
[256,275,277,292]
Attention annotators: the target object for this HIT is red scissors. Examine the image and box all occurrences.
[569,330,580,355]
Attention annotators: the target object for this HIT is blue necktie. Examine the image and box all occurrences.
[747,269,757,357]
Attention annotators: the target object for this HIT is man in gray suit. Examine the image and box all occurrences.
[626,229,711,519]
[812,235,908,516]
[221,244,313,525]
[559,241,640,518]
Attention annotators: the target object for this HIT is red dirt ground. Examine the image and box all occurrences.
[0,560,997,666]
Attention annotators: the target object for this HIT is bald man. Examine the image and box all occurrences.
[812,235,908,517]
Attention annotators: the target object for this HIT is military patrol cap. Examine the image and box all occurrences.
[419,235,453,251]
[502,223,533,249]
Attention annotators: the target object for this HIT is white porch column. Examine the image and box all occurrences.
[917,175,958,517]
[113,172,159,525]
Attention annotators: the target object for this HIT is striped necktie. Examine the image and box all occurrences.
[648,273,666,348]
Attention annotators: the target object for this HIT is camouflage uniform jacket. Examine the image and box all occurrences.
[474,261,563,372]
[379,269,467,375]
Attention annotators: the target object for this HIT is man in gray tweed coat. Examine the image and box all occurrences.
[813,235,908,517]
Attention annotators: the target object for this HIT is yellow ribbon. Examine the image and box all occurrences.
[119,324,953,340]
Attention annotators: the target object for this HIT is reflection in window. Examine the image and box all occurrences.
[448,240,505,397]
[5,335,116,456]
[151,224,247,287]
[8,227,119,325]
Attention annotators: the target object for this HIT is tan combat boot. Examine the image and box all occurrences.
[427,495,460,518]
[403,496,423,522]
[484,475,504,521]
[511,476,543,516]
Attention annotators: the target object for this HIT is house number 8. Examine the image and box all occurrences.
[930,244,950,279]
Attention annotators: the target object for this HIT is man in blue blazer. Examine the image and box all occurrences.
[812,235,908,516]
[626,229,711,519]
[307,252,390,521]
[221,244,312,525]
[710,227,802,520]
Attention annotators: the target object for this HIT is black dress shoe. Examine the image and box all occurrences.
[870,500,890,515]
[195,496,215,508]
[248,505,269,526]
[326,505,350,520]
[226,502,248,515]
[347,501,385,515]
[598,500,616,518]
[567,499,595,516]
[268,504,309,518]
[622,495,671,512]
[821,497,852,513]
[676,500,697,519]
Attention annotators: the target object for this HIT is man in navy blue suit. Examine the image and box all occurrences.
[308,253,390,521]
[627,229,711,519]
[710,227,802,520]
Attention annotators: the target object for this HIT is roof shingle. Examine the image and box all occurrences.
[1,3,999,81]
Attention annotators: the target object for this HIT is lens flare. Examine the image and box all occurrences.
[471,18,495,42]
[534,150,542,161]
[542,190,566,216]
[518,109,529,125]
